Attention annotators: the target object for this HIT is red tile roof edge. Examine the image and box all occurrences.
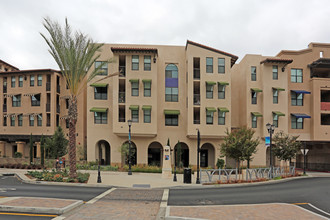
[0,59,19,70]
[0,69,61,74]
[260,58,293,64]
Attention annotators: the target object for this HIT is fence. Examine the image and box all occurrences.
[200,168,238,183]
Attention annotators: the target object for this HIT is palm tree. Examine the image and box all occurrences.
[41,17,117,177]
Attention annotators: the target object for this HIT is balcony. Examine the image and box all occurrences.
[193,94,200,105]
[46,122,51,127]
[194,119,200,124]
[119,66,126,77]
[31,101,41,106]
[321,102,330,111]
[119,117,125,122]
[56,105,60,113]
[3,86,7,93]
[194,68,200,80]
[57,85,60,93]
[46,82,51,91]
[119,92,125,103]
[3,104,7,112]
[46,103,50,112]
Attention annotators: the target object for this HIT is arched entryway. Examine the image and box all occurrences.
[96,140,111,165]
[200,143,215,168]
[148,142,163,167]
[174,142,189,168]
[121,141,137,166]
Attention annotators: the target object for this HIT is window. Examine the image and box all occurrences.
[37,75,42,86]
[291,92,303,106]
[252,115,257,128]
[66,119,69,128]
[12,95,21,107]
[131,82,139,96]
[273,113,278,128]
[206,111,214,124]
[10,116,15,126]
[165,64,178,102]
[143,109,151,123]
[206,85,213,99]
[144,81,151,97]
[19,76,23,87]
[30,75,35,86]
[291,116,303,129]
[29,115,34,126]
[31,94,41,106]
[251,66,256,81]
[218,85,225,99]
[251,91,257,104]
[273,65,278,80]
[66,99,69,109]
[18,114,23,126]
[218,111,225,125]
[273,89,278,104]
[218,58,225,73]
[131,110,139,122]
[132,55,139,70]
[37,114,42,126]
[165,115,178,126]
[94,87,108,100]
[144,55,151,71]
[95,61,108,75]
[206,57,213,73]
[291,69,303,83]
[94,112,107,124]
[3,117,7,126]
[11,76,15,88]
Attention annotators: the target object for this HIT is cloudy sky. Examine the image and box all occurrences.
[1,0,330,70]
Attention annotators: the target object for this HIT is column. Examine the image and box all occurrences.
[0,141,5,157]
[36,142,41,158]
[16,141,26,157]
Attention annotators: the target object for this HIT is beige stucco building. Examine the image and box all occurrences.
[86,41,238,168]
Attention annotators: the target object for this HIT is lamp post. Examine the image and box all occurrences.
[196,128,201,184]
[128,120,132,175]
[97,149,102,183]
[266,123,275,179]
[303,142,307,175]
[173,143,177,182]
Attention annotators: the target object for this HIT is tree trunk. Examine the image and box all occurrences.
[68,96,77,178]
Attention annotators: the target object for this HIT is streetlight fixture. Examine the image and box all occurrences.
[266,123,275,178]
[128,119,132,175]
[196,128,201,184]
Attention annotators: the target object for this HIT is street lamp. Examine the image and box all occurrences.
[196,128,201,184]
[128,120,132,175]
[266,123,275,178]
[173,142,177,182]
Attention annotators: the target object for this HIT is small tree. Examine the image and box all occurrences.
[272,131,301,165]
[40,135,45,167]
[220,127,259,171]
[120,142,136,165]
[45,126,69,159]
[29,133,33,164]
[175,141,183,168]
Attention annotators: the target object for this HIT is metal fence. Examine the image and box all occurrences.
[200,168,238,183]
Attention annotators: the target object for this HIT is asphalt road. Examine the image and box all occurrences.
[0,176,110,201]
[0,212,54,220]
[169,177,330,218]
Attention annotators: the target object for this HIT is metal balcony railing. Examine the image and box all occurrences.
[194,94,200,105]
[46,82,51,91]
[3,104,7,112]
[46,103,50,112]
[194,119,200,124]
[119,92,125,103]
[57,85,60,93]
[119,66,126,77]
[56,105,60,113]
[3,86,7,93]
[194,68,200,79]
[119,117,125,122]
[31,100,41,106]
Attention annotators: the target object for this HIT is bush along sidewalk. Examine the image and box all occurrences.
[26,169,90,183]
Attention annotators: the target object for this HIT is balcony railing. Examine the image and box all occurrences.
[3,86,7,93]
[119,117,125,122]
[46,122,51,127]
[56,105,60,113]
[3,104,7,112]
[119,66,126,77]
[194,68,200,79]
[194,94,200,105]
[321,102,330,111]
[57,85,60,93]
[194,119,200,124]
[46,103,50,112]
[46,82,51,91]
[119,92,125,103]
[31,100,41,106]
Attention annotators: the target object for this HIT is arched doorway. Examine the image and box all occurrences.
[96,140,111,165]
[174,142,189,168]
[201,143,215,168]
[148,142,163,167]
[121,141,137,166]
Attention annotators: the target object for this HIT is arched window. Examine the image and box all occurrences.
[165,64,178,102]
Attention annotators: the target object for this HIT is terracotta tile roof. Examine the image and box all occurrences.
[111,47,158,54]
[0,59,19,70]
[260,58,293,64]
[186,40,238,66]
[0,69,61,74]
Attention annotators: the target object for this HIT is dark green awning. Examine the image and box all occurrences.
[272,87,285,91]
[273,111,285,116]
[251,88,263,93]
[218,107,229,112]
[129,105,139,110]
[251,112,263,117]
[206,81,216,86]
[142,105,152,110]
[90,83,108,87]
[142,79,152,83]
[90,107,108,113]
[218,82,229,86]
[206,107,216,112]
[164,110,180,115]
[129,79,139,83]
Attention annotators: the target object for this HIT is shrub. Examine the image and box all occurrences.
[77,173,90,183]
[14,152,23,158]
[216,158,225,169]
[66,177,75,182]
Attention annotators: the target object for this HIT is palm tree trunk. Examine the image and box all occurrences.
[68,96,77,178]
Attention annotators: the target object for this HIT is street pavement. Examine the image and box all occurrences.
[0,168,329,219]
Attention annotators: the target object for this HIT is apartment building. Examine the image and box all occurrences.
[86,40,238,168]
[0,61,87,159]
[232,43,330,170]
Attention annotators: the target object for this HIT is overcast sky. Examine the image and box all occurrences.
[1,0,330,70]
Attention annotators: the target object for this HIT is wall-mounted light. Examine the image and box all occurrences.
[153,57,157,63]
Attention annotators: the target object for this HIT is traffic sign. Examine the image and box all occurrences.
[301,149,309,155]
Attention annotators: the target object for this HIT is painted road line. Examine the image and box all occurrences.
[86,188,116,204]
[308,203,330,217]
[160,189,169,208]
[0,212,57,217]
[294,204,329,220]
[292,203,309,205]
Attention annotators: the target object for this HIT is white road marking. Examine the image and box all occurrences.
[86,188,116,204]
[308,203,330,218]
[0,188,16,193]
[160,189,169,208]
